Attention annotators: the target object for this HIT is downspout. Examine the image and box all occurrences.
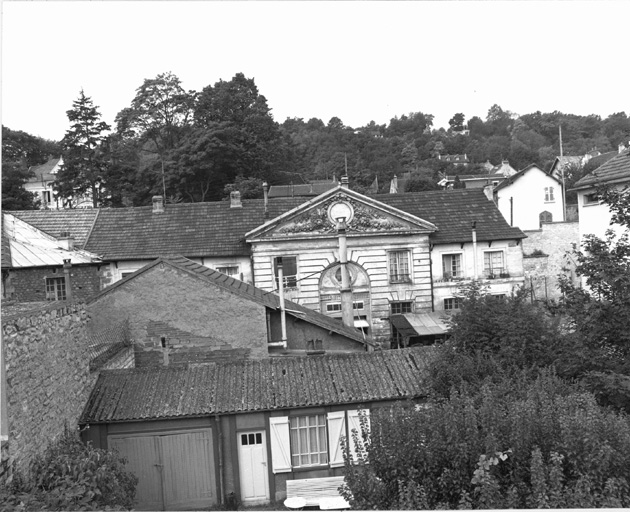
[428,243,435,312]
[337,218,354,328]
[63,259,73,301]
[277,258,288,348]
[472,222,478,280]
[214,414,225,506]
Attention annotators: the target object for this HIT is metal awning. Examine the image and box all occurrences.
[390,312,451,337]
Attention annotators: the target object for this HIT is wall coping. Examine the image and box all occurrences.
[1,300,86,326]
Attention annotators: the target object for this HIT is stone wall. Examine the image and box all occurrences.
[2,302,96,476]
[5,264,102,303]
[88,262,269,368]
[522,221,580,302]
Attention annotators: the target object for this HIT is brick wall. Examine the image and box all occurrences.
[88,262,269,368]
[5,264,102,303]
[522,221,580,301]
[1,302,96,476]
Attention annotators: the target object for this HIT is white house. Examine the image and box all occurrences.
[493,164,565,230]
[24,157,63,209]
[572,149,630,243]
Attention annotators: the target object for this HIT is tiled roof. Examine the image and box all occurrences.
[91,255,368,345]
[268,182,338,198]
[26,157,61,183]
[493,164,561,193]
[573,150,630,190]
[10,189,523,260]
[80,347,433,423]
[374,189,526,244]
[10,209,99,249]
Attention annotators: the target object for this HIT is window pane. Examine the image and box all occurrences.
[241,434,248,446]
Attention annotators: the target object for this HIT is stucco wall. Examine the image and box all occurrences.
[1,302,96,475]
[88,263,269,367]
[522,221,580,301]
[495,168,565,231]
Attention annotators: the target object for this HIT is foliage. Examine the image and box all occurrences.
[55,90,111,208]
[341,371,630,510]
[1,126,60,210]
[223,175,265,199]
[0,426,137,511]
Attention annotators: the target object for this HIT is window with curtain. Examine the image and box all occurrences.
[388,251,411,283]
[442,253,463,279]
[483,251,504,277]
[289,414,328,467]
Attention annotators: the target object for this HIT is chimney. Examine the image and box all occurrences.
[340,176,349,189]
[58,231,74,251]
[230,191,242,208]
[390,175,398,194]
[161,336,169,366]
[63,259,73,302]
[152,195,164,213]
[263,182,269,218]
[619,143,627,154]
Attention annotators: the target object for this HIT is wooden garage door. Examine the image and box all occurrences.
[109,429,216,511]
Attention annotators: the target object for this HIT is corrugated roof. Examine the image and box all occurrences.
[9,189,524,260]
[391,312,451,337]
[1,213,102,268]
[91,255,368,345]
[375,190,525,244]
[80,347,434,423]
[11,209,99,249]
[573,150,630,190]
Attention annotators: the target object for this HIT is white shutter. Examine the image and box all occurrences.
[327,411,346,468]
[348,409,370,463]
[269,416,292,473]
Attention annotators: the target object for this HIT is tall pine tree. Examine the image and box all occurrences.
[55,90,110,208]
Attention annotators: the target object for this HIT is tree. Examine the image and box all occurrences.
[2,126,60,210]
[55,91,111,208]
[448,113,466,132]
[115,72,195,199]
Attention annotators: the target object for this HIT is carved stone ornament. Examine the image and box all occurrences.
[273,196,411,236]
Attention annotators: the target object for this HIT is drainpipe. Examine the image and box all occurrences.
[63,259,73,301]
[277,258,288,349]
[337,218,354,328]
[472,222,478,280]
[214,414,225,506]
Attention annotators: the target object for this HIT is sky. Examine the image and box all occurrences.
[2,1,629,142]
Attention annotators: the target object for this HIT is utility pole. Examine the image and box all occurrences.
[559,124,567,221]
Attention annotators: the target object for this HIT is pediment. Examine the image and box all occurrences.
[246,188,437,240]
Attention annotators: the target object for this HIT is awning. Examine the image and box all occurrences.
[354,319,370,329]
[390,312,451,337]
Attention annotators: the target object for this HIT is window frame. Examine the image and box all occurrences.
[441,252,463,280]
[45,276,66,301]
[583,192,601,206]
[289,414,329,468]
[388,250,412,284]
[444,297,461,310]
[274,256,298,289]
[216,265,239,277]
[483,250,505,278]
[390,300,414,315]
[544,186,555,202]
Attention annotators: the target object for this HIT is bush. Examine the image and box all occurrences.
[341,371,630,509]
[0,426,137,511]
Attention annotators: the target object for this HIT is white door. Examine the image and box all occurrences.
[238,431,270,503]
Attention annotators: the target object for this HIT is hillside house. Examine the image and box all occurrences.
[80,347,434,510]
[572,148,630,243]
[87,255,369,365]
[493,164,566,230]
[1,213,102,302]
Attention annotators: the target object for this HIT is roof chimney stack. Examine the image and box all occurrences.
[263,182,269,218]
[152,196,164,213]
[230,191,242,208]
[58,231,74,251]
[340,176,349,189]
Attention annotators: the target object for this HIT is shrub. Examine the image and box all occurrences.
[341,371,630,509]
[0,426,137,511]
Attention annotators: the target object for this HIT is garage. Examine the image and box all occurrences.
[108,429,216,511]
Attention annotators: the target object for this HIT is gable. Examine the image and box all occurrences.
[246,188,437,240]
